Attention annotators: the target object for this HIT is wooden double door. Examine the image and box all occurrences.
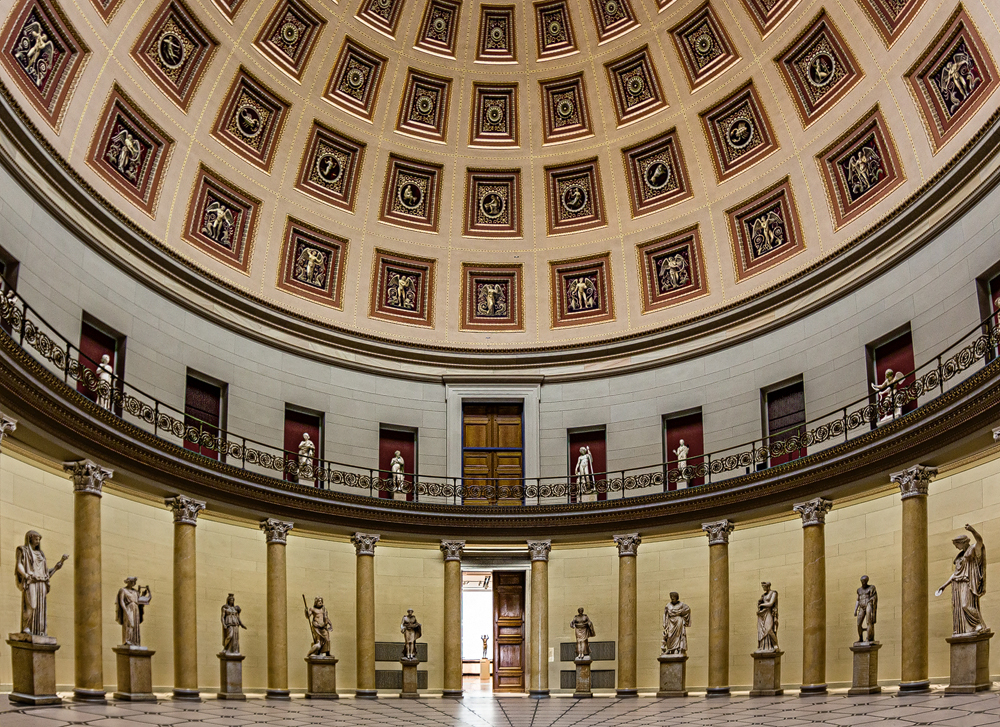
[462,403,523,505]
[492,571,525,692]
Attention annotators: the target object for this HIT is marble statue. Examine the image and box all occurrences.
[935,524,988,636]
[854,576,878,643]
[674,439,690,488]
[221,593,247,655]
[401,609,422,660]
[481,634,489,659]
[391,450,405,489]
[97,354,114,410]
[14,530,67,638]
[661,592,691,655]
[871,369,904,422]
[756,582,779,652]
[304,595,334,656]
[570,607,596,659]
[298,433,315,463]
[115,577,152,647]
[574,446,595,492]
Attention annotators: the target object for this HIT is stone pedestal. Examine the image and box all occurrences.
[480,658,490,681]
[656,654,688,697]
[848,642,881,695]
[749,650,783,697]
[574,656,592,698]
[7,636,61,705]
[306,655,339,699]
[113,645,156,701]
[945,631,993,694]
[400,657,420,698]
[217,652,246,700]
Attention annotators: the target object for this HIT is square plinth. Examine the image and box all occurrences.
[480,658,490,681]
[750,650,783,697]
[7,636,61,705]
[306,655,339,698]
[401,657,420,698]
[848,642,881,695]
[945,630,993,694]
[113,645,156,701]
[657,654,687,697]
[218,652,246,700]
[574,657,592,697]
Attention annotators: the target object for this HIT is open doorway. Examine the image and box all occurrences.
[462,569,527,692]
[462,571,493,692]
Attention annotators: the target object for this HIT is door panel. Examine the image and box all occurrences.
[493,571,525,692]
[462,403,524,505]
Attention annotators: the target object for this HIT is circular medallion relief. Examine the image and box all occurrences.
[315,153,343,185]
[432,16,448,33]
[479,192,505,220]
[345,67,366,90]
[625,74,645,97]
[398,182,424,211]
[548,20,562,37]
[604,0,619,16]
[644,161,672,190]
[727,118,754,150]
[490,25,505,43]
[280,22,300,45]
[693,32,714,56]
[235,104,263,140]
[415,93,435,116]
[158,32,185,69]
[807,51,837,88]
[376,0,392,9]
[561,184,588,214]
[485,104,504,124]
[555,97,575,119]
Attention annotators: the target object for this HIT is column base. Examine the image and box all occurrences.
[848,642,881,695]
[615,689,638,697]
[574,656,592,698]
[897,680,930,694]
[705,686,730,697]
[799,684,827,696]
[749,650,783,697]
[7,636,61,706]
[656,654,687,697]
[945,630,993,694]
[265,689,291,700]
[441,690,464,698]
[172,688,201,701]
[112,645,156,702]
[354,689,378,699]
[306,655,339,699]
[218,652,246,701]
[528,690,550,698]
[72,688,107,704]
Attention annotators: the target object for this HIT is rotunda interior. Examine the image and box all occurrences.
[0,0,1000,721]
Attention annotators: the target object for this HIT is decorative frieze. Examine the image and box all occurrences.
[793,497,832,527]
[527,540,552,562]
[613,533,641,557]
[352,532,380,556]
[440,540,466,562]
[891,464,937,500]
[260,518,294,544]
[702,520,734,545]
[165,495,206,525]
[64,459,113,497]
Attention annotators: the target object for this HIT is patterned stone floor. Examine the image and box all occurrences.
[3,689,1000,727]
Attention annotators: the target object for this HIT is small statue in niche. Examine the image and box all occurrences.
[14,530,68,639]
[221,593,247,655]
[304,595,334,657]
[97,353,114,410]
[935,524,988,636]
[391,450,406,491]
[854,576,878,643]
[871,369,904,423]
[673,439,690,488]
[570,607,596,659]
[661,592,691,655]
[400,609,422,661]
[116,577,152,647]
[574,446,595,494]
[481,634,489,659]
[297,433,316,484]
[756,582,779,653]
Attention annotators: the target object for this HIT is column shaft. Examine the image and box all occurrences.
[266,541,289,698]
[173,522,199,699]
[901,494,928,689]
[529,558,549,697]
[801,524,826,692]
[707,542,730,695]
[613,533,640,697]
[356,554,376,696]
[443,557,463,696]
[74,491,104,701]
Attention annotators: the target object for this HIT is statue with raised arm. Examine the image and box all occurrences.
[756,582,779,652]
[854,576,878,643]
[574,446,595,492]
[674,439,690,488]
[221,593,247,655]
[570,607,596,658]
[115,577,152,647]
[481,634,489,659]
[661,592,691,655]
[871,369,904,422]
[935,524,988,636]
[401,609,422,660]
[304,596,333,656]
[14,530,68,639]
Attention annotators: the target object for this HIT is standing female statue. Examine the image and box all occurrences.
[661,592,691,655]
[221,593,247,655]
[935,524,988,635]
[756,582,779,652]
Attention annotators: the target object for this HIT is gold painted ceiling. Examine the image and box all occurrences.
[0,0,998,350]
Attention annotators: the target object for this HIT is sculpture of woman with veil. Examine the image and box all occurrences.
[936,524,988,635]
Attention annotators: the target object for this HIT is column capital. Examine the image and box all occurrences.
[352,532,380,556]
[440,540,465,562]
[702,520,735,545]
[613,533,641,557]
[165,495,206,525]
[793,497,833,527]
[0,412,16,447]
[527,540,551,562]
[63,459,113,497]
[891,464,938,500]
[260,518,294,544]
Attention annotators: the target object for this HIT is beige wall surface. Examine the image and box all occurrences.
[3,448,1000,692]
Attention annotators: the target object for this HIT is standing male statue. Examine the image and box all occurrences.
[570,607,596,658]
[304,596,334,656]
[481,634,489,659]
[115,577,152,647]
[97,354,114,410]
[400,609,422,660]
[756,582,779,652]
[574,446,595,492]
[854,576,878,643]
[221,593,247,655]
[673,440,690,488]
[661,592,691,655]
[298,433,315,483]
[935,524,988,635]
[14,530,68,638]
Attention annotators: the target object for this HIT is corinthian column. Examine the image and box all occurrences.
[892,464,937,692]
[527,540,551,698]
[793,498,832,695]
[352,533,380,698]
[166,495,206,700]
[613,533,641,697]
[260,518,293,699]
[702,520,734,696]
[65,459,113,703]
[441,540,465,698]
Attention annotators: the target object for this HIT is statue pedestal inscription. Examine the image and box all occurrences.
[656,654,687,697]
[7,636,61,705]
[848,642,881,695]
[945,631,993,694]
[574,656,592,698]
[113,645,156,701]
[480,658,490,681]
[306,655,339,698]
[217,652,246,700]
[749,650,783,697]
[400,656,420,698]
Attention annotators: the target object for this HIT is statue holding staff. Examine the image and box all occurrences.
[304,595,333,656]
[14,530,68,638]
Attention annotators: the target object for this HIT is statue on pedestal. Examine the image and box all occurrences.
[871,369,904,422]
[481,634,489,659]
[115,577,152,647]
[97,354,114,410]
[14,530,68,639]
[570,607,595,658]
[673,440,690,488]
[854,576,878,643]
[756,582,779,652]
[221,594,247,655]
[298,433,315,482]
[661,592,691,655]
[574,446,595,493]
[401,609,422,660]
[391,450,406,491]
[935,524,988,635]
[304,596,333,656]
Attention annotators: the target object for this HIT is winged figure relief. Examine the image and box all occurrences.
[386,271,417,310]
[294,247,328,287]
[750,211,785,259]
[657,253,689,292]
[15,22,55,88]
[566,276,598,312]
[107,128,143,182]
[845,145,883,197]
[476,283,507,317]
[936,51,979,115]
